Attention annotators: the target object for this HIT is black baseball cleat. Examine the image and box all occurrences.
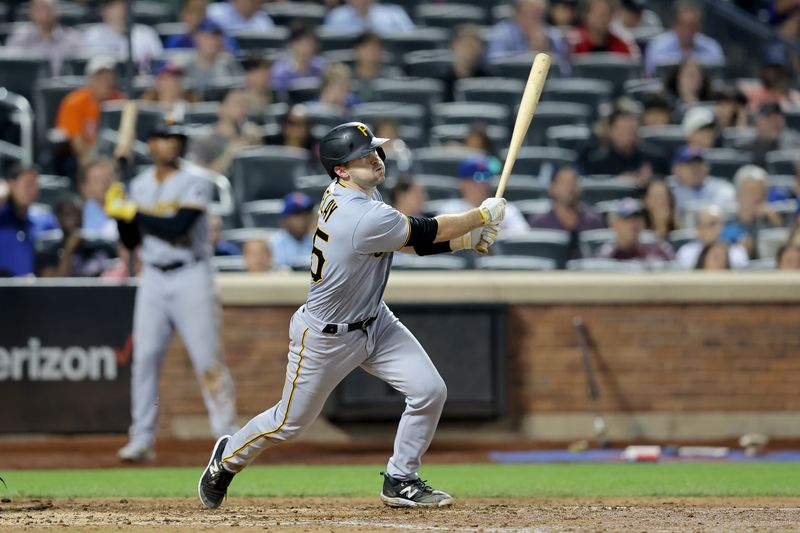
[380,472,454,508]
[198,435,235,509]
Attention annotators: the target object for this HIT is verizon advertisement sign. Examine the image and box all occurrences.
[0,284,135,433]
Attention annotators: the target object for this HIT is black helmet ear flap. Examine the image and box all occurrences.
[376,146,386,161]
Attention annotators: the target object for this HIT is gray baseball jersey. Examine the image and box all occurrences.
[125,164,236,449]
[220,180,447,481]
[129,166,212,267]
[305,181,411,323]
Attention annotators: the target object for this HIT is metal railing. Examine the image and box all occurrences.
[0,88,33,166]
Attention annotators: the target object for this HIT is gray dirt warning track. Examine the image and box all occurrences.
[1,497,800,532]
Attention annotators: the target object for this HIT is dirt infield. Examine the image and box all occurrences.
[2,497,799,532]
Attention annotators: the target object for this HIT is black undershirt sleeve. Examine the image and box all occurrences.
[413,240,452,256]
[135,208,202,241]
[406,216,438,247]
[116,219,142,250]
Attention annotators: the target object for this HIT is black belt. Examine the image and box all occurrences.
[322,316,376,335]
[153,261,187,272]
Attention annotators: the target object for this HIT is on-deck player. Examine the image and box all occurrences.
[198,122,506,508]
[106,121,237,462]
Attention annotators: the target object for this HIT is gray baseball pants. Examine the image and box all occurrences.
[220,302,447,480]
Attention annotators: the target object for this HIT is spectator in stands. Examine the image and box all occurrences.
[309,63,361,118]
[0,165,58,277]
[612,0,662,33]
[165,0,239,53]
[665,57,714,109]
[598,198,674,261]
[642,179,679,241]
[38,196,111,277]
[570,0,640,58]
[373,120,412,173]
[242,237,272,272]
[530,165,605,258]
[644,0,724,77]
[721,165,781,258]
[271,192,314,269]
[79,157,118,240]
[769,0,800,41]
[640,93,673,127]
[582,102,656,183]
[323,0,414,36]
[6,0,83,76]
[183,19,244,95]
[83,0,163,70]
[462,123,498,158]
[488,0,571,77]
[669,146,735,216]
[694,242,731,270]
[351,32,398,102]
[443,24,491,102]
[241,56,273,123]
[206,0,273,34]
[390,178,427,218]
[140,63,199,119]
[745,42,800,111]
[264,104,316,152]
[271,23,327,96]
[208,213,239,256]
[55,56,125,172]
[777,244,800,270]
[676,205,749,269]
[682,106,718,150]
[101,242,141,280]
[714,84,749,130]
[549,0,577,27]
[745,102,800,168]
[186,88,263,175]
[437,155,530,236]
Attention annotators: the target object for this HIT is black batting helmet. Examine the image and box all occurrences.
[319,122,388,179]
[146,120,188,156]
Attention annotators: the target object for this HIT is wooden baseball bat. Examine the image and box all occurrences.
[476,53,551,254]
[114,100,138,182]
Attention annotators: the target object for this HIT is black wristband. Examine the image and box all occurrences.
[413,240,451,256]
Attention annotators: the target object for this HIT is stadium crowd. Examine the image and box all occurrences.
[0,0,799,276]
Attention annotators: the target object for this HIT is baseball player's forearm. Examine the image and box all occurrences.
[432,209,484,243]
[135,208,202,240]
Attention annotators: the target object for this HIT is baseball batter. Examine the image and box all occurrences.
[106,122,237,462]
[198,122,506,508]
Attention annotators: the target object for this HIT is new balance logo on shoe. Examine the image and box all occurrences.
[399,485,419,499]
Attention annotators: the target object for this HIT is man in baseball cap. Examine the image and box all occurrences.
[272,192,315,269]
[745,101,800,167]
[597,197,673,261]
[670,146,735,216]
[682,106,717,150]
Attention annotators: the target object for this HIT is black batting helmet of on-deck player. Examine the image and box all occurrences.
[319,122,388,179]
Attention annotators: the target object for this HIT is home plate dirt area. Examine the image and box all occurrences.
[2,497,800,532]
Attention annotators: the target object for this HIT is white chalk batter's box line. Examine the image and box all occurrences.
[277,519,551,533]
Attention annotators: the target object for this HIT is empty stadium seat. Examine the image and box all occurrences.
[521,102,593,146]
[372,77,445,109]
[263,2,327,27]
[184,102,220,125]
[200,77,246,103]
[352,102,428,130]
[490,53,557,80]
[497,176,549,202]
[211,255,246,272]
[131,1,173,26]
[757,227,790,261]
[475,255,556,271]
[430,123,510,148]
[501,146,577,179]
[566,258,647,272]
[571,53,641,96]
[0,51,50,103]
[414,3,487,28]
[579,228,660,257]
[784,107,800,133]
[703,148,753,180]
[316,28,362,52]
[295,174,332,202]
[513,199,552,219]
[392,254,468,270]
[287,78,322,105]
[622,78,665,102]
[403,49,453,79]
[240,199,285,229]
[33,76,85,152]
[721,127,756,149]
[324,49,398,72]
[36,175,71,209]
[638,125,685,159]
[495,230,571,268]
[545,124,593,154]
[229,146,311,210]
[668,228,698,251]
[233,27,290,52]
[453,77,525,107]
[415,174,460,200]
[412,146,484,175]
[383,28,449,57]
[580,177,641,204]
[432,102,510,129]
[766,150,799,175]
[540,78,614,119]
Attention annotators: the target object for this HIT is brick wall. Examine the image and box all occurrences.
[157,303,800,436]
